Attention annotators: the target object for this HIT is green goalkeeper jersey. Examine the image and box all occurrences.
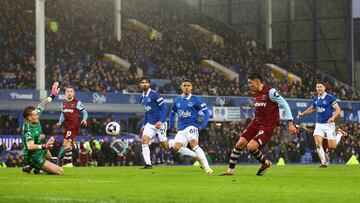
[22,108,44,157]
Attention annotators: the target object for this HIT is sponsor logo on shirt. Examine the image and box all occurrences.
[143,105,152,112]
[178,110,191,118]
[254,102,267,107]
[63,109,74,113]
[317,107,326,113]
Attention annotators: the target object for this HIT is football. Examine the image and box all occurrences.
[105,121,120,136]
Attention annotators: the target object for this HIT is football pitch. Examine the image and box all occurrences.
[0,165,359,203]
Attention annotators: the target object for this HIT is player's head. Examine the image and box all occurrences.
[247,73,263,92]
[65,87,75,100]
[181,79,192,96]
[23,106,39,124]
[316,81,326,95]
[139,76,151,92]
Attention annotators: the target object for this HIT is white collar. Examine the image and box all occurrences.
[143,88,151,97]
[318,92,327,99]
[182,93,192,100]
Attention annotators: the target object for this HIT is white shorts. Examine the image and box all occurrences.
[174,126,199,147]
[142,122,168,142]
[313,123,336,140]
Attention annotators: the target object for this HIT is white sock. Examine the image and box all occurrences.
[193,145,210,169]
[179,147,197,158]
[316,146,326,164]
[336,132,342,144]
[142,144,151,165]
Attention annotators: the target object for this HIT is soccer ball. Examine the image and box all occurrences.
[105,122,120,136]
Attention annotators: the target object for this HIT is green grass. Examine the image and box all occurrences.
[1,165,360,203]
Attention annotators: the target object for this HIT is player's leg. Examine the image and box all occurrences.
[247,129,273,176]
[325,123,338,165]
[221,123,256,175]
[314,135,327,167]
[158,122,170,151]
[172,129,197,158]
[63,130,76,167]
[314,124,327,167]
[141,124,155,169]
[41,160,64,175]
[220,137,248,175]
[22,154,33,173]
[44,150,52,160]
[189,139,212,174]
[335,115,347,143]
[322,138,330,165]
[32,151,63,175]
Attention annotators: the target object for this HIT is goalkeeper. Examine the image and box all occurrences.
[22,81,63,175]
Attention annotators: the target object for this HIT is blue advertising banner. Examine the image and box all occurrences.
[1,89,359,123]
[0,89,39,101]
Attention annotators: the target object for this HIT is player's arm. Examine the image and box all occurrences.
[328,97,340,123]
[77,101,88,126]
[142,116,148,127]
[297,106,315,119]
[26,132,54,151]
[37,81,60,111]
[57,111,65,127]
[198,100,210,129]
[168,102,177,130]
[269,88,297,135]
[155,94,167,129]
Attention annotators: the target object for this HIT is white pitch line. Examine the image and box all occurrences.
[3,196,125,203]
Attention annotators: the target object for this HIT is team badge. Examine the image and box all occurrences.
[261,95,266,101]
[323,100,327,105]
[176,103,180,107]
[188,102,193,107]
[147,98,151,102]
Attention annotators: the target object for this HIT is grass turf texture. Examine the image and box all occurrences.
[1,165,359,203]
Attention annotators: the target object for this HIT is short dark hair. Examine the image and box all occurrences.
[316,80,326,86]
[182,79,192,84]
[140,76,151,83]
[65,86,74,90]
[248,73,263,82]
[23,106,36,119]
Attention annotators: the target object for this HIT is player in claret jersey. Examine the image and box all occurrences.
[221,73,297,176]
[56,87,88,167]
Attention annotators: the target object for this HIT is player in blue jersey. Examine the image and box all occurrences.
[297,81,346,167]
[139,76,169,169]
[169,79,213,173]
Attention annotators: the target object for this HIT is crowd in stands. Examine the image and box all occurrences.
[1,0,359,100]
[1,115,359,168]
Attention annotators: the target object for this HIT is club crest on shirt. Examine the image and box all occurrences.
[261,95,266,101]
[323,100,327,105]
[176,103,180,107]
[188,102,193,107]
[147,98,151,102]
